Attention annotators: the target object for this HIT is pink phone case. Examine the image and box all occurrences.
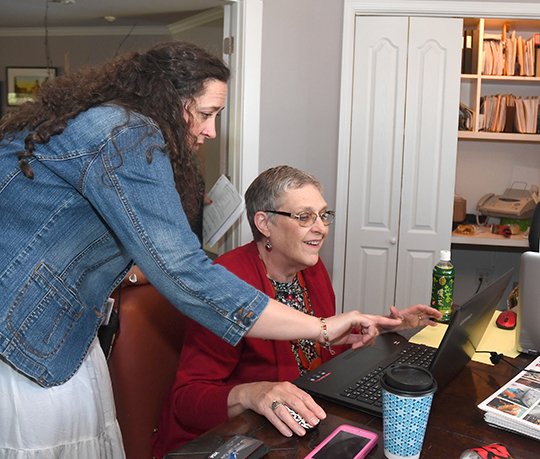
[304,424,378,459]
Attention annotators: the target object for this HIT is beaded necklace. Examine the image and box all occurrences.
[270,271,322,375]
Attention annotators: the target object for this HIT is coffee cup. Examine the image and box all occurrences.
[380,365,437,459]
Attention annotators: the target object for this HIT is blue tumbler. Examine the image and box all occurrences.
[381,365,437,459]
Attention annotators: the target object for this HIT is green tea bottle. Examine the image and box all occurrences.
[431,250,454,323]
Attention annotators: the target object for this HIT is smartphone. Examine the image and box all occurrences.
[205,434,269,459]
[304,424,378,459]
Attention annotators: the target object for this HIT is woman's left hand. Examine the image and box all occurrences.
[378,304,442,331]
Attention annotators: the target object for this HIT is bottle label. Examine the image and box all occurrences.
[431,269,454,323]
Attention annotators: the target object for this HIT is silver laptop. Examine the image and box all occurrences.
[517,251,540,355]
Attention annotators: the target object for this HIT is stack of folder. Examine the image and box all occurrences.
[482,25,536,76]
[480,94,539,134]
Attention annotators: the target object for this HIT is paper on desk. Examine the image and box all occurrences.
[409,310,519,365]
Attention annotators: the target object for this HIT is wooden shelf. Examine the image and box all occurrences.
[461,75,540,82]
[458,131,540,142]
[451,232,529,248]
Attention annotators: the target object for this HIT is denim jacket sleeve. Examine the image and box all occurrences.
[82,114,268,345]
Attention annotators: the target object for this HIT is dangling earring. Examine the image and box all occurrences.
[265,238,272,252]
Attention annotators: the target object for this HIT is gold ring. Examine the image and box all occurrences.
[418,315,423,321]
[271,400,282,411]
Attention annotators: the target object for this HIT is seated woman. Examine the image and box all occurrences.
[152,165,440,458]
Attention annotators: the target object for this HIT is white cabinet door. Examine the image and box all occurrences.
[341,16,461,315]
[396,17,462,310]
[341,17,408,316]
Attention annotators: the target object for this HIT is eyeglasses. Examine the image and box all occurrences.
[264,210,335,227]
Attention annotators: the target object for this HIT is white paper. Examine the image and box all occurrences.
[203,175,245,247]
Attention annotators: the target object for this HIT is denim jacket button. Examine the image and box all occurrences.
[242,310,255,326]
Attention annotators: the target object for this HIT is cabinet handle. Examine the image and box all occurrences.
[390,237,397,245]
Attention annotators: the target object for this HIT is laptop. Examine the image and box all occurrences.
[516,251,540,355]
[294,269,513,416]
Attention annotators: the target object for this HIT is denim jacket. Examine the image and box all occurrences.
[0,105,268,387]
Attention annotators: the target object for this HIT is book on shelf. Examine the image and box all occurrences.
[477,355,540,440]
[202,174,245,247]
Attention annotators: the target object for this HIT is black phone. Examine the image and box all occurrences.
[205,434,269,459]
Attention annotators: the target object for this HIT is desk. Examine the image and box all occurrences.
[167,354,538,458]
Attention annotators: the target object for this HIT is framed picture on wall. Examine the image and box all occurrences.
[6,67,57,106]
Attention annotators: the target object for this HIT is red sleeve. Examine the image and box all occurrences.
[170,318,242,432]
[163,242,271,436]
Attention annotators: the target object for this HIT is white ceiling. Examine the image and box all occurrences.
[0,0,225,28]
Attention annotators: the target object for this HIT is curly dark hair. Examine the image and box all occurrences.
[0,40,230,233]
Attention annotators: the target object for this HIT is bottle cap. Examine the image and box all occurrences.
[440,250,451,262]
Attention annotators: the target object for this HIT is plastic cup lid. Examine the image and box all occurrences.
[381,364,437,396]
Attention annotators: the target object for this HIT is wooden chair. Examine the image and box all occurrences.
[108,284,186,459]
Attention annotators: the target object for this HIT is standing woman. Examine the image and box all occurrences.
[0,42,380,458]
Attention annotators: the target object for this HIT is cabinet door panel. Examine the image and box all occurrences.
[396,17,462,308]
[342,16,408,315]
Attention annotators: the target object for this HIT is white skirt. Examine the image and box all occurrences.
[0,338,125,459]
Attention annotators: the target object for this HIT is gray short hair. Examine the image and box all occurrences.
[245,165,322,241]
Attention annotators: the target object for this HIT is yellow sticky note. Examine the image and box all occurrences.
[409,323,447,348]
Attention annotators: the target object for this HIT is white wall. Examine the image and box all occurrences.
[259,0,344,275]
[0,34,168,115]
[171,18,224,191]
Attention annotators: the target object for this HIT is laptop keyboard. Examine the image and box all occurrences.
[339,343,437,408]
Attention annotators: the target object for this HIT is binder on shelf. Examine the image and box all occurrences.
[536,47,540,77]
[504,103,516,133]
[462,29,474,74]
[463,28,480,74]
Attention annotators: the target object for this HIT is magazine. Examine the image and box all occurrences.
[477,355,540,440]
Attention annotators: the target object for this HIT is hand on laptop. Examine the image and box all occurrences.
[382,305,442,331]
